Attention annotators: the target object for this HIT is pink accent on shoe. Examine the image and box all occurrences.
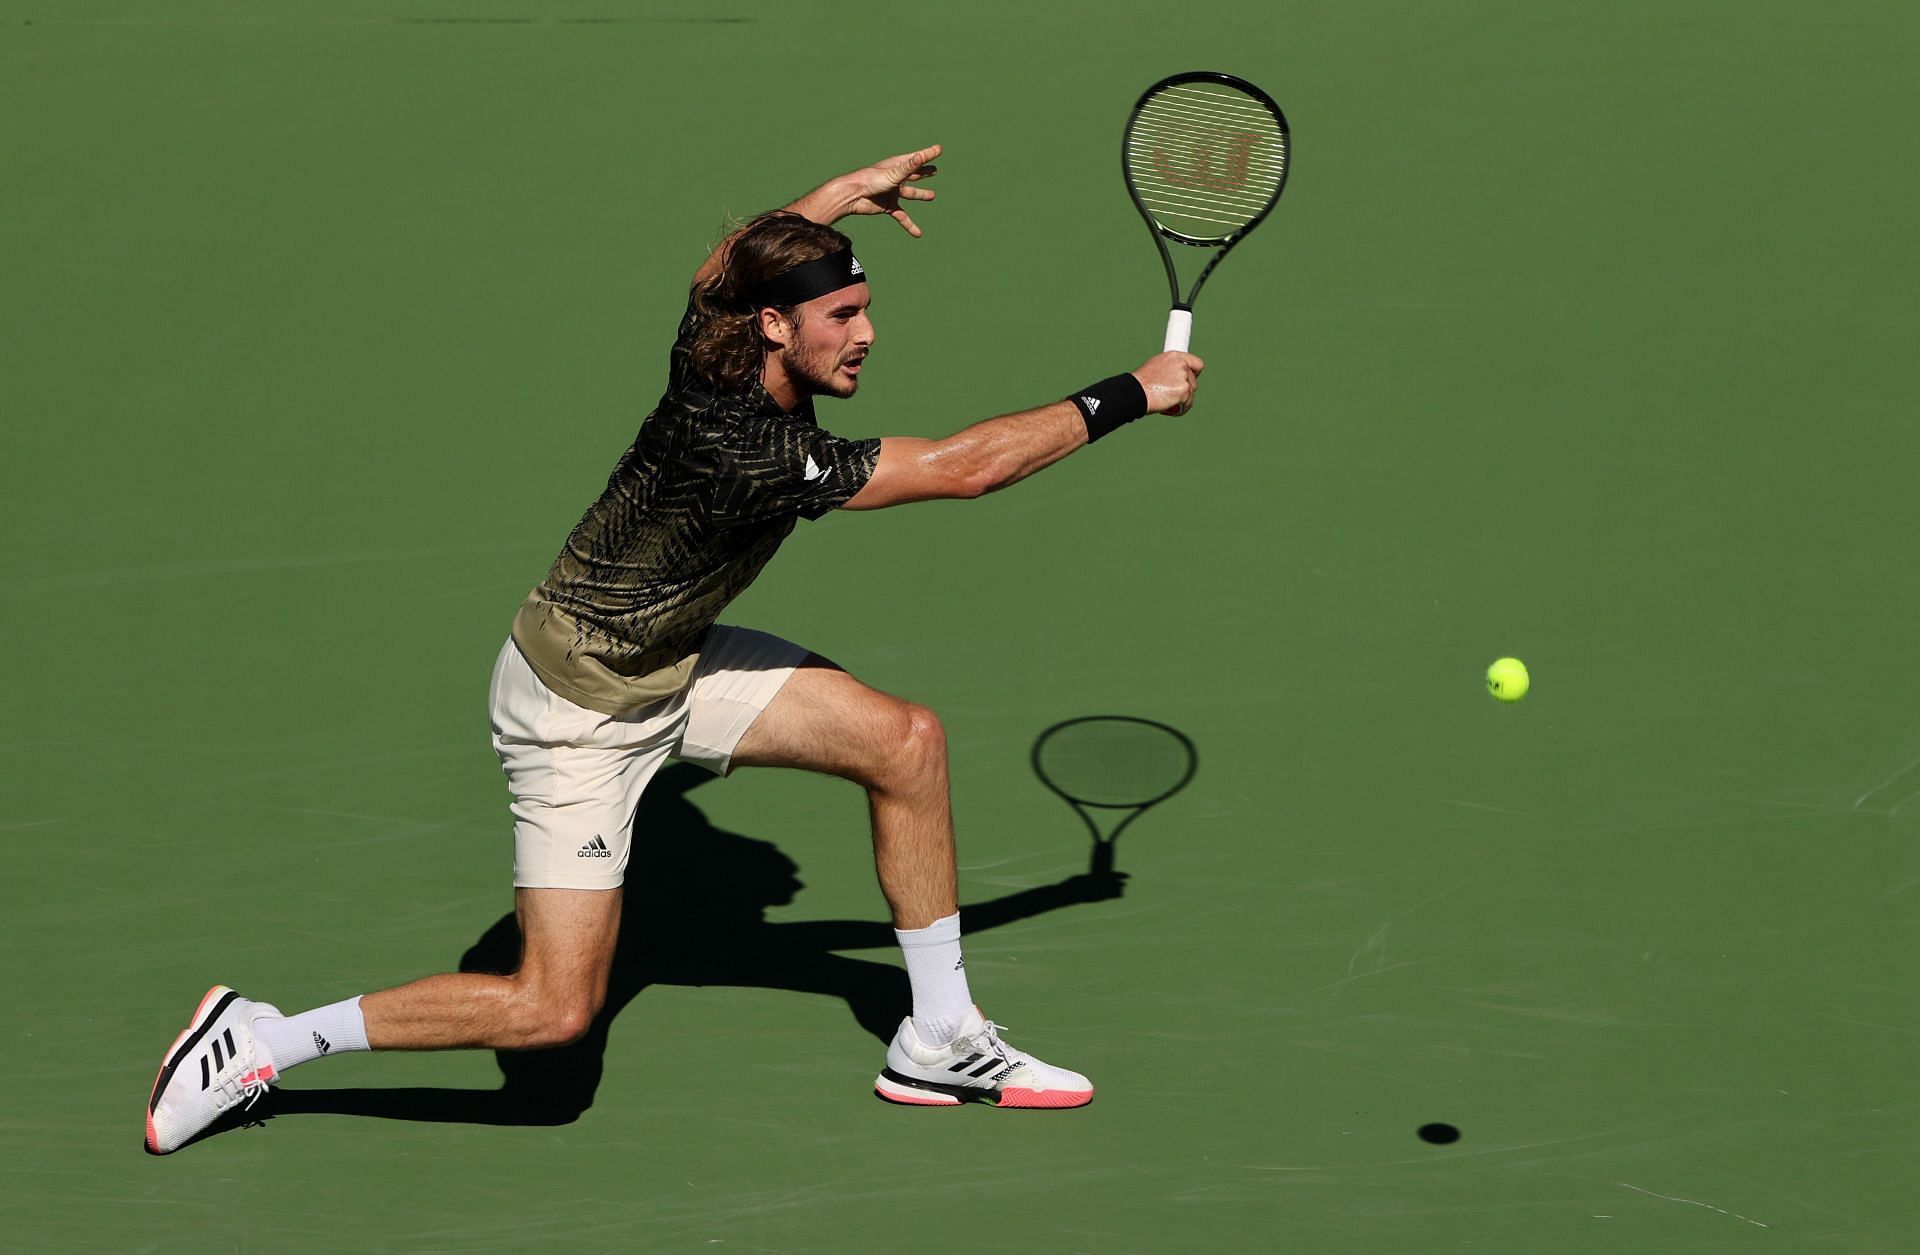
[878,1089,960,1106]
[188,986,227,1025]
[145,985,230,1153]
[996,1086,1094,1109]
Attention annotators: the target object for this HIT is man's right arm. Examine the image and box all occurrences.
[693,148,941,289]
[840,351,1205,511]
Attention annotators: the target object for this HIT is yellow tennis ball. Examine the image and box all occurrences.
[1486,657,1530,703]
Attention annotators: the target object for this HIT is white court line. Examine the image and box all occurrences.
[1618,1183,1770,1229]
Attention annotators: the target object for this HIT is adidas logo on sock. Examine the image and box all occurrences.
[312,1031,332,1055]
[577,835,612,859]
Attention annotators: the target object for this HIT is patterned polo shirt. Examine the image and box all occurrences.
[510,296,880,716]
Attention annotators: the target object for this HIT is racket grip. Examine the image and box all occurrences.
[1091,839,1115,877]
[1163,308,1193,353]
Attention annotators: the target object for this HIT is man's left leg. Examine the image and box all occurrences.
[723,655,1094,1109]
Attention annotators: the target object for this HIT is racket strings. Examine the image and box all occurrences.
[1127,129,1284,211]
[1126,83,1286,240]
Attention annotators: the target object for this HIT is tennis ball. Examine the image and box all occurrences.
[1485,657,1530,703]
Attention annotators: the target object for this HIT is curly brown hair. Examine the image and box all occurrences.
[690,211,853,393]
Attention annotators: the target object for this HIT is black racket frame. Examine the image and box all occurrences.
[1122,70,1292,312]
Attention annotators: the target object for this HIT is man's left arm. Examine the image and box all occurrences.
[691,147,942,289]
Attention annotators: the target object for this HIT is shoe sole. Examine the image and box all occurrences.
[145,985,239,1155]
[873,1068,1093,1110]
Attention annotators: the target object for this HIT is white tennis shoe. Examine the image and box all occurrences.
[875,1007,1093,1109]
[145,986,281,1154]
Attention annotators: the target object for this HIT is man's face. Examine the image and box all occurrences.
[768,282,874,399]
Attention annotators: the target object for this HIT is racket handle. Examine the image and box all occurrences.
[1091,839,1115,877]
[1163,308,1193,353]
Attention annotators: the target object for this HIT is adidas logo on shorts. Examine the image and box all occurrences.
[577,835,612,859]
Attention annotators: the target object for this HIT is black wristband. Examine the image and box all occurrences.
[1068,373,1150,442]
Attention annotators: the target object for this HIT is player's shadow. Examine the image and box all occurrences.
[263,762,1125,1129]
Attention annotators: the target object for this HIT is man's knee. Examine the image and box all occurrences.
[506,885,620,1048]
[872,699,947,792]
[509,975,607,1049]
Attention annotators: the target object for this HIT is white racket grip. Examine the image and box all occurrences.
[1163,308,1193,353]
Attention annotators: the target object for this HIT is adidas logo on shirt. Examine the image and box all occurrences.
[803,454,830,483]
[577,835,612,859]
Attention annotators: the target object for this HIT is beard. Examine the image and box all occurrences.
[783,339,862,399]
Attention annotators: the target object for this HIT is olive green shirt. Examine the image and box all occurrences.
[511,298,880,716]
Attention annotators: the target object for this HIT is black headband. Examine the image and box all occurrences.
[747,248,867,309]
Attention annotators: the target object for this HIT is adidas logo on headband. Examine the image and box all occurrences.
[750,248,867,308]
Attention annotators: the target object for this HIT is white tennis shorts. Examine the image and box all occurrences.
[488,626,808,890]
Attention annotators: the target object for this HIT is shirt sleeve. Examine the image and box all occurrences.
[709,418,882,523]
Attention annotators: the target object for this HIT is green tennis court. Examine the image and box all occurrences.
[6,1,1916,1249]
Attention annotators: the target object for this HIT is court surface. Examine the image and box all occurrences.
[5,1,1916,1250]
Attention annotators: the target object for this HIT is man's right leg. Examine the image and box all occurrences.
[148,642,652,1153]
[146,887,621,1154]
[358,886,621,1050]
[345,635,649,1052]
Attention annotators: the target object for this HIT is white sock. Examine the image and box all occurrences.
[252,996,371,1073]
[895,912,973,1046]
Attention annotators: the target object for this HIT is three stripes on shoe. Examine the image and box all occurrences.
[151,987,244,1113]
[946,1050,1014,1081]
[199,1027,240,1090]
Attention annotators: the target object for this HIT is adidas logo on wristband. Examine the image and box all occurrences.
[1072,374,1146,441]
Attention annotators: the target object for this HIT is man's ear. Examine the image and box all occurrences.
[756,306,793,349]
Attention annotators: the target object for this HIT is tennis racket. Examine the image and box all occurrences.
[1123,71,1291,352]
[1032,716,1198,876]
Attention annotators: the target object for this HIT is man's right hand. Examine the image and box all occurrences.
[1132,351,1206,416]
[804,146,942,238]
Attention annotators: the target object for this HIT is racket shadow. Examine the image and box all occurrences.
[262,762,1129,1131]
[1032,716,1199,875]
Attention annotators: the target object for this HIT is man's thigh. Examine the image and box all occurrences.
[500,732,674,888]
[674,625,811,775]
[728,655,916,780]
[514,886,623,997]
[492,639,678,889]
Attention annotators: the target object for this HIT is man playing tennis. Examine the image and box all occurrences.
[146,146,1203,1152]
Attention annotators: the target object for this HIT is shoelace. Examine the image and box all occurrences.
[964,1020,1029,1069]
[217,1065,273,1112]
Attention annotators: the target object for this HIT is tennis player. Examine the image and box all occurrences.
[145,146,1203,1152]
